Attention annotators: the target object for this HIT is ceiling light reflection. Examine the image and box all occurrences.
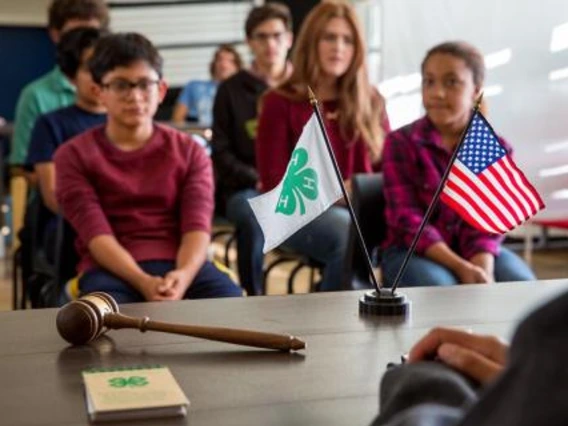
[484,49,512,69]
[549,67,568,81]
[539,164,568,177]
[550,22,568,52]
[483,85,503,97]
[379,73,421,98]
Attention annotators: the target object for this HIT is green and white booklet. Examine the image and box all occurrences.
[82,365,189,422]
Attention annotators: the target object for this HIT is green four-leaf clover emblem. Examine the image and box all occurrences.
[108,376,149,388]
[276,148,319,216]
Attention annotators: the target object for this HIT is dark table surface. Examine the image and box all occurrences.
[2,280,567,426]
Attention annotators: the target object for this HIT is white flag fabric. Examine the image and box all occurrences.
[248,113,343,253]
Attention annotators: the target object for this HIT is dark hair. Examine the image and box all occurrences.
[245,3,292,38]
[421,41,485,87]
[57,27,104,79]
[89,33,163,85]
[209,44,243,77]
[48,0,109,31]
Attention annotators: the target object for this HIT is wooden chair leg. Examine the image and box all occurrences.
[287,262,306,294]
[263,257,295,294]
[12,247,26,310]
[224,233,236,267]
[12,248,19,310]
[310,266,321,292]
[10,177,28,252]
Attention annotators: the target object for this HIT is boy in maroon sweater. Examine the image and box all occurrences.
[54,33,242,303]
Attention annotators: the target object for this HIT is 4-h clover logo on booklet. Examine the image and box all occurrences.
[108,376,149,388]
[276,147,319,216]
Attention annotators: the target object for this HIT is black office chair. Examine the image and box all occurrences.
[14,192,78,309]
[341,173,387,290]
[39,215,78,307]
[12,192,49,309]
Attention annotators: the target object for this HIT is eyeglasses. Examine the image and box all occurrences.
[250,31,287,43]
[101,79,160,96]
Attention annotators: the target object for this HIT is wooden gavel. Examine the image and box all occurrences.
[56,292,305,352]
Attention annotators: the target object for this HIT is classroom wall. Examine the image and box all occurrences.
[0,0,50,26]
[379,0,568,220]
[0,0,55,120]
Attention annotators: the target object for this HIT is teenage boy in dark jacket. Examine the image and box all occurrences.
[211,3,293,296]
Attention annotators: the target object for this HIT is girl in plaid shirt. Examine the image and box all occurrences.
[381,41,535,287]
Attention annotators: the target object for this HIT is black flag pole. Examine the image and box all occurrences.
[307,88,409,315]
[308,87,381,293]
[390,93,484,294]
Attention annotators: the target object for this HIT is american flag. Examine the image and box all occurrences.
[440,111,544,234]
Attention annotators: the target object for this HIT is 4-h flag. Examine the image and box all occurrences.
[440,111,544,234]
[248,113,343,253]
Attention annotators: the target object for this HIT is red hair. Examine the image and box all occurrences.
[278,0,385,161]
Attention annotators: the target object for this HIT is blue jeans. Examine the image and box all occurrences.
[79,260,243,304]
[381,246,536,287]
[226,189,265,296]
[281,206,351,291]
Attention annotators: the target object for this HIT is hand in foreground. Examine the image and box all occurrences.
[456,261,492,284]
[408,327,508,384]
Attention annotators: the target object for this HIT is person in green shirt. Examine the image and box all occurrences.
[10,0,109,166]
[11,0,109,305]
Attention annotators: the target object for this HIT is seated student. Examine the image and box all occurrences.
[28,27,106,216]
[211,3,294,296]
[54,33,242,303]
[10,0,109,167]
[256,0,389,292]
[10,0,109,303]
[171,44,242,126]
[381,41,535,287]
[24,27,105,274]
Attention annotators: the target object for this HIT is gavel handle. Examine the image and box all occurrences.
[103,313,305,352]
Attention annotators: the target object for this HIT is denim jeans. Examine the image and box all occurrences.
[381,246,537,287]
[281,206,351,291]
[225,189,265,296]
[79,260,243,304]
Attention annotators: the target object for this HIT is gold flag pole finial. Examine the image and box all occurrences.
[308,86,317,106]
[474,92,484,110]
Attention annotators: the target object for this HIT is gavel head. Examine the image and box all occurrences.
[56,292,120,345]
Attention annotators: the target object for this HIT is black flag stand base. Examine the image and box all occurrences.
[307,87,414,317]
[359,289,410,316]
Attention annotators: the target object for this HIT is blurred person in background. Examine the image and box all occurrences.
[172,44,243,127]
[255,0,389,292]
[211,3,293,296]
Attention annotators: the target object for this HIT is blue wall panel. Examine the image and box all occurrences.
[0,26,55,121]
